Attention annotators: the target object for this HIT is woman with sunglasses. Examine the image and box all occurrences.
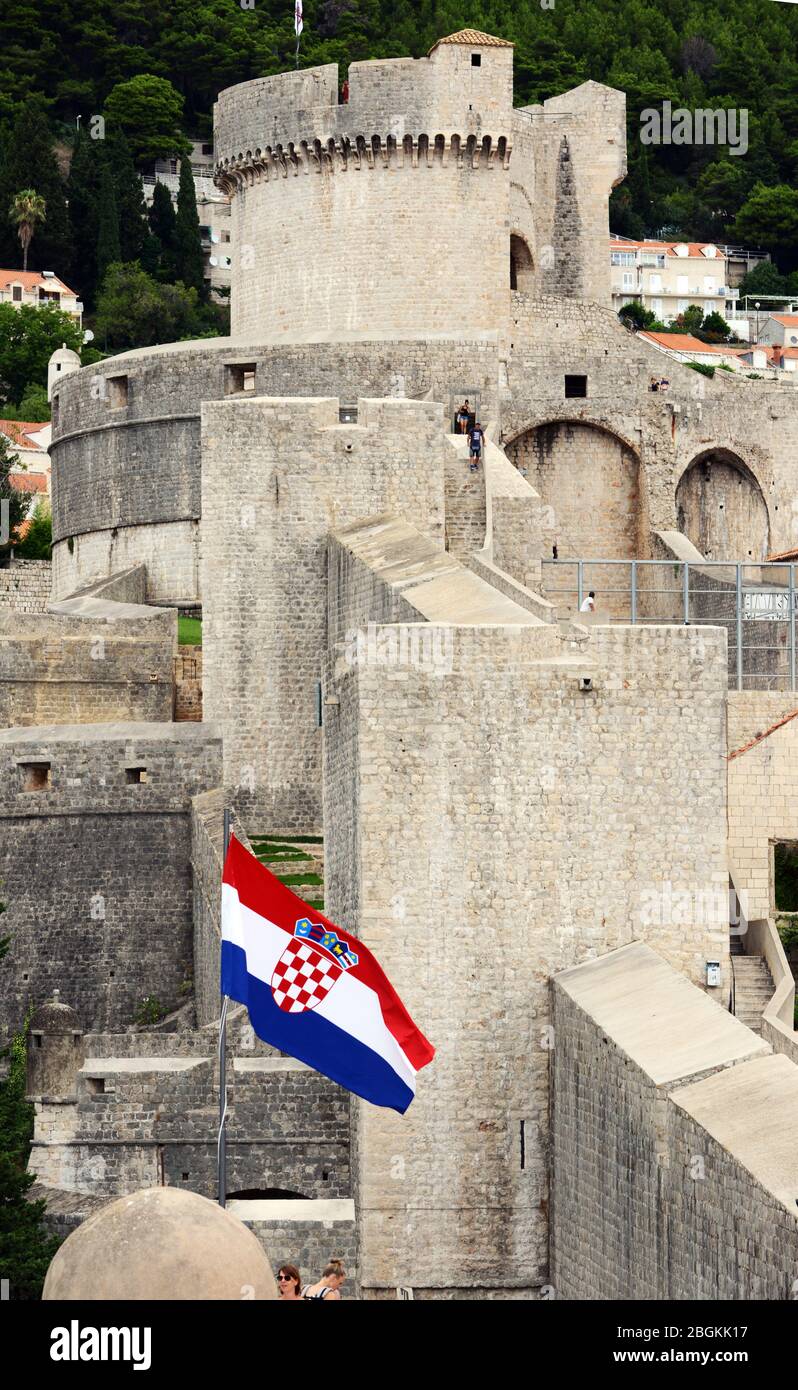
[277,1264,302,1300]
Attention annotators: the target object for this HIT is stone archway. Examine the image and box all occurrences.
[506,419,642,560]
[676,450,769,560]
[510,234,534,292]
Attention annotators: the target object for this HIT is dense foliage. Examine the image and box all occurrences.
[0,1,797,257]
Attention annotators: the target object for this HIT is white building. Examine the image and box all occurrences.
[611,238,738,323]
[140,140,232,301]
[0,270,82,327]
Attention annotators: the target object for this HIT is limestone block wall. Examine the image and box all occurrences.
[235,1201,357,1298]
[200,396,446,831]
[551,944,798,1301]
[323,620,728,1297]
[191,790,253,1028]
[0,724,222,1039]
[727,691,798,918]
[49,339,498,603]
[444,439,486,555]
[174,645,202,721]
[0,608,175,727]
[0,559,51,613]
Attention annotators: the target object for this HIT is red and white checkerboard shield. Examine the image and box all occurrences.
[271,936,342,1014]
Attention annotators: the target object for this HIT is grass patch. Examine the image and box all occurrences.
[276,873,323,887]
[178,616,202,646]
[249,834,323,845]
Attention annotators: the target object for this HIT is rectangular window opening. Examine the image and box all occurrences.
[225,363,256,394]
[126,767,148,784]
[564,374,587,399]
[108,375,129,409]
[471,52,481,66]
[87,1077,105,1095]
[20,762,51,791]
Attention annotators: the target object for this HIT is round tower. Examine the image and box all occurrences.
[26,990,84,1100]
[48,344,81,403]
[214,31,515,341]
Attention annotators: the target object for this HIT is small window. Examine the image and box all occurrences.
[108,376,128,409]
[34,1033,42,1048]
[20,762,51,791]
[564,375,587,398]
[225,363,256,394]
[221,231,230,243]
[86,1077,105,1095]
[201,143,213,156]
[126,767,148,784]
[12,284,22,302]
[471,52,481,66]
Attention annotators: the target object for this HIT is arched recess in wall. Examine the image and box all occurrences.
[675,450,770,561]
[510,234,534,292]
[505,419,642,561]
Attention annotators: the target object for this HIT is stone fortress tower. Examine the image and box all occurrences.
[5,31,798,1299]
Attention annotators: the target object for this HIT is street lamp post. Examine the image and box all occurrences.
[754,300,760,344]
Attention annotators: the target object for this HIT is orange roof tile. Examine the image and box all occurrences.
[0,419,48,450]
[8,472,47,493]
[639,332,713,352]
[0,268,76,295]
[429,30,513,53]
[769,315,798,327]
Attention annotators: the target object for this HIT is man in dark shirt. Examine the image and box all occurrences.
[468,421,484,471]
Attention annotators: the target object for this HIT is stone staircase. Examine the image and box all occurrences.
[731,947,774,1035]
[247,834,324,912]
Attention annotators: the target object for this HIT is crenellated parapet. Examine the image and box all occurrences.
[215,131,512,192]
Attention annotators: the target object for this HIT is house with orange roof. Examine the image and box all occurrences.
[0,418,52,508]
[0,269,82,327]
[754,313,798,348]
[611,238,737,325]
[637,330,754,372]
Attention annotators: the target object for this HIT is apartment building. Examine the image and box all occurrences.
[611,238,738,323]
[0,270,82,327]
[141,139,232,300]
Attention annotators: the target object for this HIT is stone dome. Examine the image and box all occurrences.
[42,1187,278,1300]
[29,990,82,1034]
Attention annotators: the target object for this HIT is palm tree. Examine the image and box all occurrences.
[8,189,47,272]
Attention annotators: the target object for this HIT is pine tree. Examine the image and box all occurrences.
[148,179,177,281]
[173,157,205,297]
[95,160,121,291]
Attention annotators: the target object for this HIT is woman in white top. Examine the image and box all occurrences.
[303,1258,346,1300]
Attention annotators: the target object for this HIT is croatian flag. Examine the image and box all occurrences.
[221,835,434,1113]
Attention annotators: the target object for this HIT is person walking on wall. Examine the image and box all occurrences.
[277,1264,303,1300]
[303,1258,346,1300]
[468,420,484,471]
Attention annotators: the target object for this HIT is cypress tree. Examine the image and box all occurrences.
[107,128,149,264]
[66,130,101,309]
[95,160,121,290]
[173,156,205,296]
[148,179,177,281]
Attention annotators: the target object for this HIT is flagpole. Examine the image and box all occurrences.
[217,806,231,1207]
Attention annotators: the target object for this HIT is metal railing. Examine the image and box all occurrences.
[541,558,798,691]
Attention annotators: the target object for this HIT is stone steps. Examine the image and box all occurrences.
[732,955,774,1035]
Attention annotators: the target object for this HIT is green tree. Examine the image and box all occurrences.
[148,179,177,281]
[672,304,705,333]
[734,183,798,270]
[104,75,190,167]
[173,157,205,296]
[0,302,83,410]
[0,384,50,421]
[700,310,731,341]
[95,162,121,286]
[15,498,52,559]
[8,189,46,272]
[618,300,663,331]
[95,261,215,349]
[0,102,70,275]
[107,129,150,265]
[0,431,32,560]
[66,130,101,307]
[737,260,789,300]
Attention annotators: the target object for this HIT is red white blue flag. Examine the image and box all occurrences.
[221,835,434,1113]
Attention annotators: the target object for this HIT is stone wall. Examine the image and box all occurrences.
[235,1200,357,1298]
[191,790,254,1029]
[0,559,51,613]
[0,606,175,728]
[49,339,498,604]
[727,691,798,918]
[0,723,222,1039]
[174,645,202,721]
[201,396,446,830]
[551,943,798,1301]
[323,618,728,1297]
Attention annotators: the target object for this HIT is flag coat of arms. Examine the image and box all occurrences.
[221,835,434,1113]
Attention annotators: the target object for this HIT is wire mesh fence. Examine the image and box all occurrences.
[541,559,798,690]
